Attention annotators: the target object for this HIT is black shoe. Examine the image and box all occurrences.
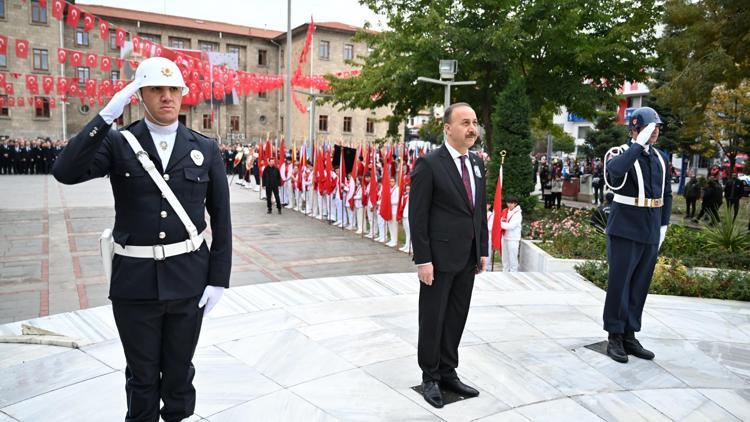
[267,210,272,214]
[624,331,655,360]
[421,381,443,408]
[607,333,628,363]
[277,208,282,214]
[440,378,479,397]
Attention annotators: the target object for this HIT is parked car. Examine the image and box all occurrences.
[738,174,750,197]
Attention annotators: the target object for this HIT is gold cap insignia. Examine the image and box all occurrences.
[161,67,173,77]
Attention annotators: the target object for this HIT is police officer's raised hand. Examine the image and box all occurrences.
[198,285,224,315]
[635,123,657,146]
[99,80,142,125]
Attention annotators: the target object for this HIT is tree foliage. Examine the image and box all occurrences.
[417,117,444,144]
[327,0,662,153]
[703,80,750,177]
[581,115,629,160]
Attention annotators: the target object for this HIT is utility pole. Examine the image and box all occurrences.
[415,60,476,112]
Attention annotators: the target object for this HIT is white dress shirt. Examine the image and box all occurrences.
[445,142,476,206]
[145,118,178,170]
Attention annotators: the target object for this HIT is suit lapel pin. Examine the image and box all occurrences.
[191,150,204,166]
[473,166,482,178]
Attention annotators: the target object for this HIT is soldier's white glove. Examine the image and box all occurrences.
[658,225,668,250]
[635,123,656,147]
[99,80,141,125]
[198,285,224,315]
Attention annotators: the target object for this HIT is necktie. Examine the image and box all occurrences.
[459,155,474,210]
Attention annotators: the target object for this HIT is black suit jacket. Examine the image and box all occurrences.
[409,145,488,273]
[53,115,232,301]
[262,166,281,189]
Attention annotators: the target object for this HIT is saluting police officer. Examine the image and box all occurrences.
[602,106,671,363]
[53,57,231,422]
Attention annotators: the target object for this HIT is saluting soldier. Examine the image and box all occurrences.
[53,57,231,422]
[602,107,671,363]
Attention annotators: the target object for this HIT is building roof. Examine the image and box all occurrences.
[80,4,284,40]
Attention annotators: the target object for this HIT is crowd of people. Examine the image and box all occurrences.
[0,138,67,175]
[534,155,606,208]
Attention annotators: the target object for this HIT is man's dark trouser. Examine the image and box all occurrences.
[113,297,204,422]
[603,235,658,333]
[266,186,281,212]
[727,199,740,220]
[685,197,697,218]
[418,243,476,382]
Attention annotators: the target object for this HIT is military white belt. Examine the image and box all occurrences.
[613,194,663,208]
[113,234,204,261]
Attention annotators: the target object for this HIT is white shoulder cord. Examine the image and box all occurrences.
[603,144,629,191]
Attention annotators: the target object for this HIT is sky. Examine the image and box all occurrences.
[77,0,387,31]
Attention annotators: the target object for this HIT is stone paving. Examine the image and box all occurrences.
[0,271,748,421]
[0,175,414,323]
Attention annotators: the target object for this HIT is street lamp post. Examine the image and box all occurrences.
[416,60,476,111]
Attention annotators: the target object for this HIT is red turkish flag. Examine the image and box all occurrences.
[0,73,5,86]
[40,0,47,9]
[42,76,54,94]
[52,0,64,20]
[114,80,125,93]
[26,75,39,94]
[56,77,69,95]
[115,58,124,69]
[154,45,163,57]
[100,56,112,72]
[69,84,79,97]
[128,60,139,69]
[57,48,67,64]
[7,97,14,107]
[86,53,98,68]
[85,79,96,97]
[17,97,25,108]
[99,19,110,41]
[83,14,96,32]
[35,98,43,109]
[66,5,81,28]
[141,40,153,58]
[0,36,7,55]
[100,80,112,97]
[115,28,126,48]
[15,39,30,59]
[131,36,141,54]
[69,50,83,66]
[0,96,5,107]
[49,98,56,109]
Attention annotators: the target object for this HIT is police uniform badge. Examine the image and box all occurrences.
[190,150,204,166]
[473,165,482,178]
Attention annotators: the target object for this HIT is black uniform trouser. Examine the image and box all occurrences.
[604,235,658,334]
[726,199,740,220]
[418,243,476,382]
[685,197,697,218]
[266,186,281,211]
[112,297,204,422]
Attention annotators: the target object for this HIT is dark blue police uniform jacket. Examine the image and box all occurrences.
[605,141,672,245]
[53,115,232,301]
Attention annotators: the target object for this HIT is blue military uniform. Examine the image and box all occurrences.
[604,140,672,334]
[53,114,231,422]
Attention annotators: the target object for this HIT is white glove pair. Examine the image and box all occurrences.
[659,225,668,250]
[198,285,224,315]
[99,80,142,125]
[635,123,657,147]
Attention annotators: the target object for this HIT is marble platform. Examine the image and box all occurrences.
[1,272,748,421]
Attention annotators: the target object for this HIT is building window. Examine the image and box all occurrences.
[366,118,375,134]
[199,41,218,52]
[280,48,284,68]
[0,95,8,117]
[34,96,50,118]
[169,37,190,49]
[280,116,283,129]
[0,0,5,19]
[77,67,90,86]
[258,91,267,99]
[344,44,353,61]
[577,126,592,140]
[109,31,118,50]
[228,45,240,57]
[280,87,284,101]
[318,115,328,132]
[31,0,47,23]
[76,28,89,47]
[139,33,160,43]
[343,116,352,133]
[258,49,267,66]
[203,114,212,130]
[111,70,120,82]
[33,49,49,71]
[230,115,240,132]
[0,52,5,67]
[319,41,330,60]
[79,104,90,114]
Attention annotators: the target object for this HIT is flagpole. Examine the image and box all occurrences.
[491,150,506,272]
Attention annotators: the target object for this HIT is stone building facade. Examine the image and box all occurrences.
[0,1,395,145]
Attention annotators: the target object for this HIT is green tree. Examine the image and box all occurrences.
[486,76,536,213]
[580,115,629,160]
[703,81,750,178]
[657,0,750,139]
[417,117,444,144]
[328,0,662,153]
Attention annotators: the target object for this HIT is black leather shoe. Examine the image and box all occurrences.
[277,208,282,214]
[421,381,443,408]
[607,333,628,363]
[440,378,479,397]
[624,331,655,360]
[267,210,272,214]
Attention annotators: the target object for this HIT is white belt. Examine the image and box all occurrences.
[114,234,204,261]
[613,194,664,208]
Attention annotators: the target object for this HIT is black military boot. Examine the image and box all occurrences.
[624,331,655,360]
[607,333,628,363]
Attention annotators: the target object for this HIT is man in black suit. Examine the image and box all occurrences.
[409,102,488,408]
[262,157,282,214]
[54,57,231,422]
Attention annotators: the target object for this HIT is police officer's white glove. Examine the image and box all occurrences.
[99,80,142,125]
[198,285,224,315]
[658,225,668,250]
[635,123,657,147]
